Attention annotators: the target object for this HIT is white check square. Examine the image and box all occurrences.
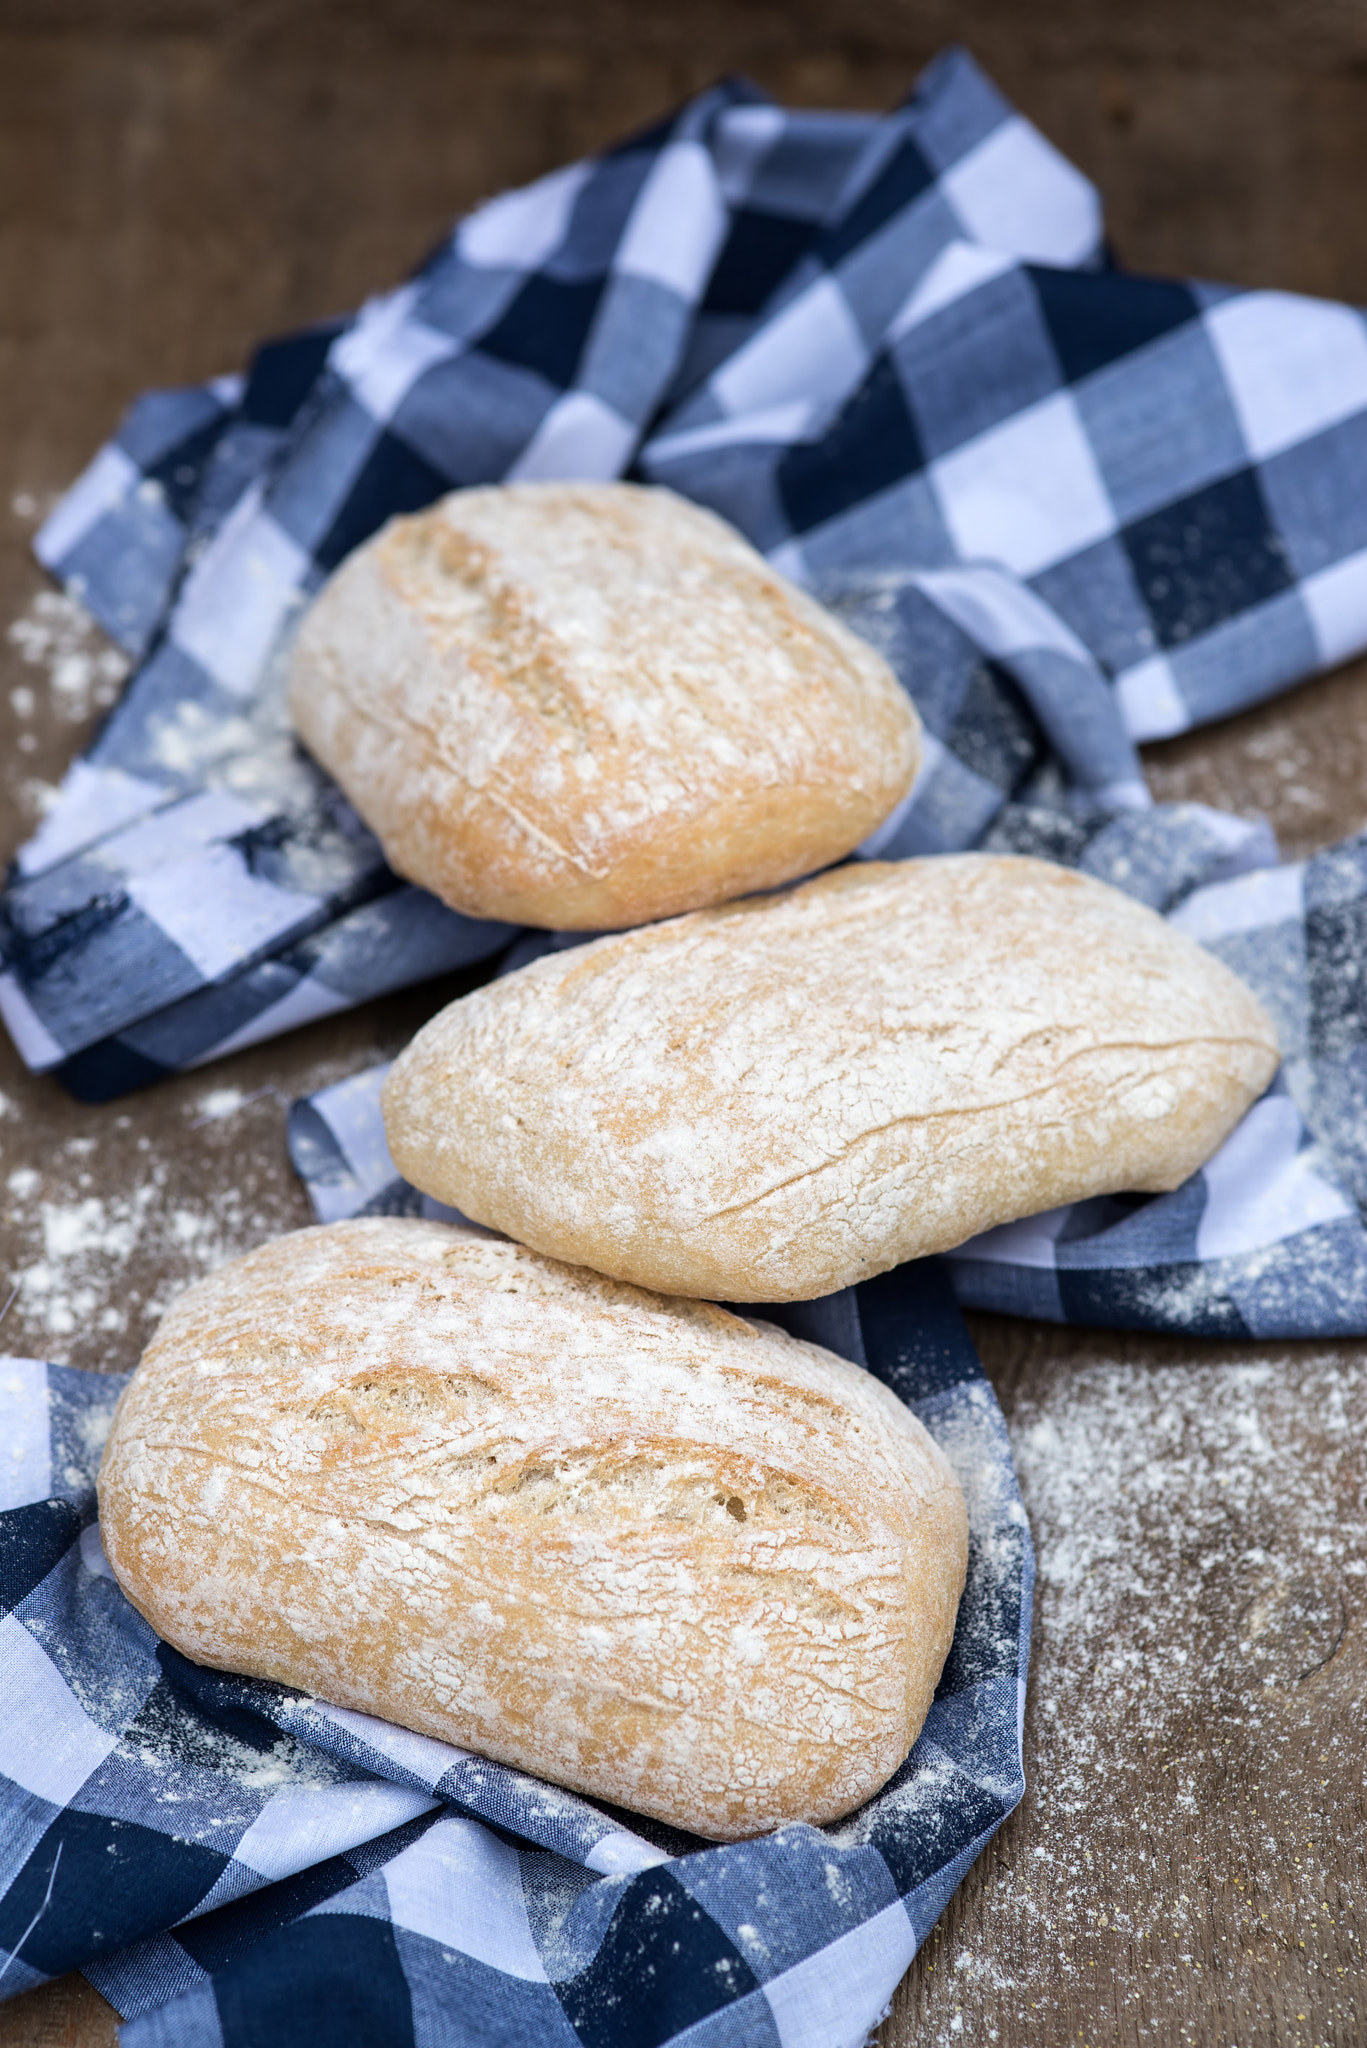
[457,161,592,271]
[34,443,139,570]
[172,495,311,698]
[0,1615,119,1806]
[713,273,869,420]
[930,390,1115,578]
[913,562,1093,661]
[1196,1094,1352,1263]
[889,240,1015,342]
[1170,860,1305,945]
[0,973,65,1070]
[332,296,458,427]
[762,1899,916,2048]
[384,1816,548,1981]
[508,391,638,481]
[126,843,317,982]
[1206,292,1367,463]
[1301,545,1367,668]
[1114,652,1189,741]
[233,1781,437,1885]
[941,115,1100,267]
[15,761,168,880]
[617,141,728,299]
[713,104,787,204]
[0,1361,50,1511]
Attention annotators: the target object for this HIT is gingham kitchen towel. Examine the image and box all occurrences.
[0,1257,1031,2046]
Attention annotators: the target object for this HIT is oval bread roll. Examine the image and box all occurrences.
[286,481,921,929]
[383,855,1281,1301]
[97,1218,968,1840]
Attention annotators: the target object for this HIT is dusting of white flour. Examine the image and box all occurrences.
[887,1344,1366,2044]
[7,587,130,723]
[0,1077,337,1369]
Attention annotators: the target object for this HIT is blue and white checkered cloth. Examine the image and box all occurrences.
[0,1255,1030,2046]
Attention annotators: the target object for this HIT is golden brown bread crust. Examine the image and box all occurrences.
[285,481,921,929]
[97,1218,968,1840]
[382,855,1283,1301]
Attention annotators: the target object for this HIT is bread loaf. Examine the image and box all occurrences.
[383,855,1281,1301]
[97,1218,968,1840]
[286,481,920,929]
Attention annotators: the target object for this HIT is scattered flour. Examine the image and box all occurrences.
[7,588,130,722]
[13,1177,209,1340]
[188,1084,286,1129]
[18,778,60,818]
[1011,1355,1365,1821]
[193,1086,251,1125]
[0,1117,300,1363]
[888,1344,1366,2042]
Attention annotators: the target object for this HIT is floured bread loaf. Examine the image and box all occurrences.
[286,481,920,929]
[383,855,1281,1301]
[97,1218,968,1840]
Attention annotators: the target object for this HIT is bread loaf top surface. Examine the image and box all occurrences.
[98,1218,967,1837]
[383,855,1282,1301]
[116,1218,950,1535]
[286,482,920,928]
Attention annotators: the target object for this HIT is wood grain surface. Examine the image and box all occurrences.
[0,5,1364,2043]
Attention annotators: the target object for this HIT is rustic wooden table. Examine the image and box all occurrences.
[0,4,1364,2042]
